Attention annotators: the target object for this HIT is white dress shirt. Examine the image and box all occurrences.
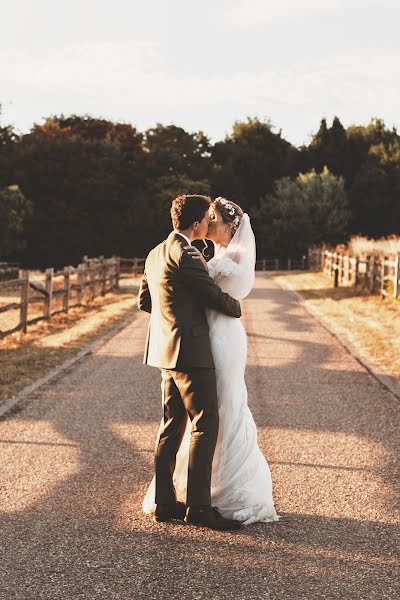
[173,230,192,246]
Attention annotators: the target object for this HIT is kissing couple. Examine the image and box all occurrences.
[138,194,278,531]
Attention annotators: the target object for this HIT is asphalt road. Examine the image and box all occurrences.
[1,274,399,600]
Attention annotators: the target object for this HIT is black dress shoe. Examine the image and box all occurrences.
[185,506,242,531]
[154,502,186,522]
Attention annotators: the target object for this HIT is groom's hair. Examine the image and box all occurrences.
[171,194,211,230]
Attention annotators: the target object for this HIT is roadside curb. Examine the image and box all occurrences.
[274,275,400,403]
[0,312,136,419]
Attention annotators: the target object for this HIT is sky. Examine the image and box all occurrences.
[1,0,399,147]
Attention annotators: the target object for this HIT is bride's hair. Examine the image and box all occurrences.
[212,197,244,236]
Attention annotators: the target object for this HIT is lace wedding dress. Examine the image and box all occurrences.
[143,214,278,525]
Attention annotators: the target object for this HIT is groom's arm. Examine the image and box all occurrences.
[179,250,241,318]
[137,271,152,313]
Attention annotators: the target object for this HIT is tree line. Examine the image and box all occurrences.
[1,108,399,267]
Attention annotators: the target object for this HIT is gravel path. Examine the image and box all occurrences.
[1,274,399,600]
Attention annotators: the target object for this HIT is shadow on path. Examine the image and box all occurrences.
[0,276,399,599]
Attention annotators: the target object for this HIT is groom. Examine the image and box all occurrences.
[138,194,242,531]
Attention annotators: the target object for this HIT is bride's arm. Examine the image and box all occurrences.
[179,248,241,318]
[184,247,240,280]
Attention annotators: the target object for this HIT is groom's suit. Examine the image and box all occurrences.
[138,231,241,507]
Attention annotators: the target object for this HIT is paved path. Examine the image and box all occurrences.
[1,274,399,600]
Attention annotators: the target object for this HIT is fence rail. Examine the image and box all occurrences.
[119,257,146,277]
[322,250,400,299]
[0,256,121,339]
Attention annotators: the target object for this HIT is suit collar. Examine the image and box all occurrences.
[169,231,192,246]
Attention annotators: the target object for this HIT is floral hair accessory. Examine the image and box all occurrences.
[216,196,236,216]
[233,215,240,227]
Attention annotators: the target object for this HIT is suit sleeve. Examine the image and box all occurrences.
[137,271,152,313]
[179,249,241,318]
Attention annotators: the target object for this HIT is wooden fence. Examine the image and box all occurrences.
[255,257,309,271]
[0,256,121,339]
[322,250,400,299]
[119,257,146,277]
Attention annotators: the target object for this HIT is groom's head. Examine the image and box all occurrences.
[171,194,211,239]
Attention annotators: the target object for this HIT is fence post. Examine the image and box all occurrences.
[369,257,375,292]
[275,259,279,270]
[114,257,120,289]
[394,255,400,299]
[364,256,369,289]
[288,258,291,271]
[333,265,339,288]
[373,256,378,291]
[44,268,53,318]
[63,266,70,312]
[90,265,96,300]
[77,264,84,305]
[20,270,29,333]
[133,257,139,277]
[354,257,359,287]
[100,257,107,295]
[380,257,385,298]
[338,254,343,284]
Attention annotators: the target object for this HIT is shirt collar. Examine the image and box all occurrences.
[173,230,192,246]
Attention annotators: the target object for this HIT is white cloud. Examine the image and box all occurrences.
[225,0,397,29]
[1,40,399,145]
[0,41,164,90]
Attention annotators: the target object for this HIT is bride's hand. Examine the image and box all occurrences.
[184,246,208,270]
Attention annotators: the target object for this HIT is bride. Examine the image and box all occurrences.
[143,197,278,525]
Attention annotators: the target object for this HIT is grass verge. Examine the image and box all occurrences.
[273,271,400,388]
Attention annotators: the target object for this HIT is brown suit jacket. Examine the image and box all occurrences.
[137,232,241,369]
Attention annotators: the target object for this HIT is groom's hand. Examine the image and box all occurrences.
[138,271,152,313]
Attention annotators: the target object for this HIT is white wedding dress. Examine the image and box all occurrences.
[143,214,278,525]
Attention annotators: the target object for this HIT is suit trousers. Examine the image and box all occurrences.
[155,367,219,507]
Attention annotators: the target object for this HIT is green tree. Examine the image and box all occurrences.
[0,104,19,188]
[144,124,212,180]
[211,117,298,210]
[143,124,213,242]
[349,138,400,236]
[150,175,211,239]
[253,167,350,257]
[13,115,149,266]
[0,185,32,257]
[307,116,351,179]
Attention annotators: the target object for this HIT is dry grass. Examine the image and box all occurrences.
[273,271,400,387]
[0,279,139,406]
[345,235,400,257]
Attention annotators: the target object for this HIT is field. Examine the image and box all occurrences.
[337,234,400,256]
[273,270,400,388]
